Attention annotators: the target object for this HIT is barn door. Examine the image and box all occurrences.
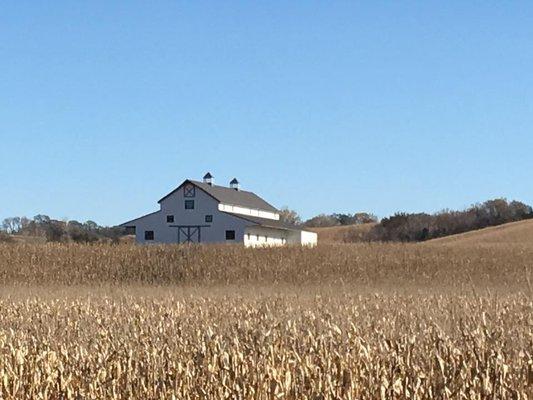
[177,226,201,243]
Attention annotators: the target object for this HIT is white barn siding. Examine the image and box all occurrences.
[122,178,318,246]
[218,204,280,220]
[244,226,287,247]
[243,227,318,247]
[286,230,318,247]
[129,212,161,244]
[300,230,318,246]
[131,187,250,244]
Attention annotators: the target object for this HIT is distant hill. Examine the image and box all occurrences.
[425,219,533,245]
[310,219,533,245]
[308,223,376,243]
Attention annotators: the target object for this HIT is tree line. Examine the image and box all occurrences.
[2,198,532,244]
[279,208,378,227]
[367,199,533,242]
[280,198,533,242]
[1,215,125,243]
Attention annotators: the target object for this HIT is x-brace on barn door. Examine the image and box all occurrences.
[170,225,210,244]
[178,226,199,243]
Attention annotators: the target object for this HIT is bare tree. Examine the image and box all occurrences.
[353,212,378,224]
[279,207,302,226]
[2,217,22,234]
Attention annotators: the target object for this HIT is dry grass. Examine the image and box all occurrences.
[2,242,532,288]
[309,223,376,243]
[2,234,46,244]
[427,219,533,246]
[0,288,532,399]
[0,241,532,398]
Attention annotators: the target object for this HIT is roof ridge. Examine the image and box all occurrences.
[189,180,255,194]
[158,179,279,213]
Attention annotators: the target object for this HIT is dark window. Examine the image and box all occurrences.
[205,215,213,223]
[185,200,195,210]
[144,230,154,241]
[166,215,174,223]
[225,230,235,240]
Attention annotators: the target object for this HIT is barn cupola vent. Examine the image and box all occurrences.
[203,172,214,186]
[230,178,240,191]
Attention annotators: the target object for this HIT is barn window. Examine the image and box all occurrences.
[185,200,195,210]
[225,230,235,240]
[166,215,174,223]
[205,215,213,223]
[144,230,154,241]
[183,184,195,198]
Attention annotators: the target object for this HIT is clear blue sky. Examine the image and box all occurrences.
[2,1,532,225]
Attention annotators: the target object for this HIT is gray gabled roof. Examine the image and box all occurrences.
[158,180,279,213]
[119,210,159,227]
[221,212,302,231]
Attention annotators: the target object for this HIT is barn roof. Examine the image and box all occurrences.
[158,180,279,213]
[221,212,301,231]
[119,210,159,227]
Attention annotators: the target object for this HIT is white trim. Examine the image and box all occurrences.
[218,203,280,220]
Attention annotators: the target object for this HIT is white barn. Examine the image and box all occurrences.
[120,173,317,247]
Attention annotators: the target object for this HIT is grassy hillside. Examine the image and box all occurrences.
[309,223,376,243]
[426,218,533,245]
[310,218,533,245]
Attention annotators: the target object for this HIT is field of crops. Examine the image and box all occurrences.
[0,242,532,399]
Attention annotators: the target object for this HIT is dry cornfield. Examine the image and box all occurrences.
[1,242,532,287]
[0,242,532,399]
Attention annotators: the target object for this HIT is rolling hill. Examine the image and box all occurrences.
[310,219,533,245]
[426,219,533,245]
